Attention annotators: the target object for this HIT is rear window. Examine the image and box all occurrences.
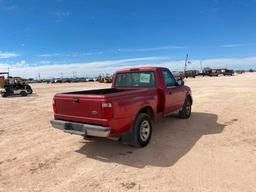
[114,71,156,88]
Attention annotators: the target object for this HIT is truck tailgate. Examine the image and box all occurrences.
[55,94,103,120]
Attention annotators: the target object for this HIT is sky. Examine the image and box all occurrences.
[0,0,256,78]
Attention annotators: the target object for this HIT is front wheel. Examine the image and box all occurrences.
[1,92,8,97]
[179,97,192,119]
[24,85,33,94]
[27,88,33,94]
[20,91,28,97]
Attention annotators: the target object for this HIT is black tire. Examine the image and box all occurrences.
[1,92,7,97]
[20,91,28,97]
[84,135,94,140]
[27,88,33,94]
[122,113,152,147]
[179,97,192,119]
[24,85,33,94]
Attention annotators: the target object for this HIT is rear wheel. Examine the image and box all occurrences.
[122,113,152,147]
[179,97,192,119]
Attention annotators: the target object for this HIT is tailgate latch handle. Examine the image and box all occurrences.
[72,98,80,103]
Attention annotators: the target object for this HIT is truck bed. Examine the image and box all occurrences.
[54,88,157,125]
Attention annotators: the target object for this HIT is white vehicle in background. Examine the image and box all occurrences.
[0,72,33,97]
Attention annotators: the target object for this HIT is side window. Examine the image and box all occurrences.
[162,70,176,87]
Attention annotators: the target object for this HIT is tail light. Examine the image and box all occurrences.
[101,102,113,118]
[53,98,57,113]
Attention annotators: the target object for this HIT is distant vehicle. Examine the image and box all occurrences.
[63,78,71,83]
[55,79,63,83]
[0,73,33,97]
[223,69,234,76]
[202,68,219,77]
[185,70,199,78]
[97,76,112,83]
[172,71,184,80]
[87,78,95,82]
[215,68,227,75]
[51,67,192,147]
[71,78,80,83]
[236,70,245,74]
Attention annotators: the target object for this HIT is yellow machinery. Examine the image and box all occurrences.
[97,76,112,83]
[0,72,9,88]
[0,76,5,88]
[0,72,33,97]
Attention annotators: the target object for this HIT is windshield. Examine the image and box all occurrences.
[114,71,156,88]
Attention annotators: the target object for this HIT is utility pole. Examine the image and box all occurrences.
[200,60,203,72]
[38,73,41,80]
[184,53,188,75]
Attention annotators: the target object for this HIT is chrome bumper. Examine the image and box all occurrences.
[50,120,111,137]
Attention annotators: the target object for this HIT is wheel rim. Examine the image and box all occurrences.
[185,101,191,116]
[139,120,151,142]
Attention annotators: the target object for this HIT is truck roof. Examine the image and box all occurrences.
[116,66,168,73]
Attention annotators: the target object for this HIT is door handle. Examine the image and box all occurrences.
[168,91,172,95]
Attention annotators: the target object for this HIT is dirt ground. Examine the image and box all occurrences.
[0,73,256,192]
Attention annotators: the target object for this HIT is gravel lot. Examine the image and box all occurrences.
[0,73,256,192]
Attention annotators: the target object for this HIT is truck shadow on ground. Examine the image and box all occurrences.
[76,112,225,168]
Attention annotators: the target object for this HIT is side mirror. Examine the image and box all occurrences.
[177,79,184,86]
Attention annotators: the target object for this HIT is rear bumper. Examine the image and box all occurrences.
[50,120,111,137]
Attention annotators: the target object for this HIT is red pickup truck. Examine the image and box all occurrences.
[51,67,192,147]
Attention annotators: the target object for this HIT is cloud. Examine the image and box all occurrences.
[199,57,256,67]
[13,60,27,67]
[39,53,60,57]
[6,5,17,11]
[0,51,18,59]
[0,57,167,78]
[219,44,246,48]
[39,46,185,58]
[117,45,186,52]
[54,11,71,17]
[40,60,51,64]
[1,56,255,78]
[54,11,71,22]
[63,51,103,57]
[39,51,103,57]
